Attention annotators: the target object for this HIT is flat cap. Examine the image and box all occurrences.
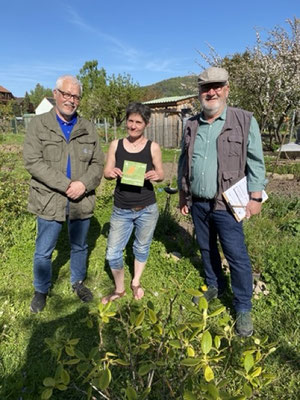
[198,67,229,86]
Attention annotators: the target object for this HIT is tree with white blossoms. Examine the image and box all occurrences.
[196,18,300,145]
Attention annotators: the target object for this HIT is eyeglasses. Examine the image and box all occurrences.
[57,89,81,102]
[200,83,227,93]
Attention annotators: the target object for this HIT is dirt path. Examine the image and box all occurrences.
[163,162,300,197]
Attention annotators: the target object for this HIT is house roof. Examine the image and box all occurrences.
[0,85,12,93]
[44,97,56,105]
[143,94,197,105]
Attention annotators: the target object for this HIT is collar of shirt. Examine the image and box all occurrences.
[199,106,227,124]
[56,113,77,128]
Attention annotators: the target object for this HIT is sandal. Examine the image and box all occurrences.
[101,290,126,304]
[131,283,144,300]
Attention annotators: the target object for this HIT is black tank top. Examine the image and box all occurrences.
[114,139,156,209]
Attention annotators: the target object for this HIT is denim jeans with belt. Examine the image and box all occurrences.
[106,203,159,270]
[191,200,253,312]
[33,217,90,293]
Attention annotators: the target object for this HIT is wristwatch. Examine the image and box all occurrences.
[250,196,263,203]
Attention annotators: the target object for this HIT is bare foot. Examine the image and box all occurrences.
[131,283,144,300]
[101,290,126,304]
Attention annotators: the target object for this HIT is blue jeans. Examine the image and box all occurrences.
[191,200,253,312]
[33,217,90,293]
[106,203,159,270]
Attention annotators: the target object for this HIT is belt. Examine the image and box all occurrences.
[132,206,146,211]
[192,196,212,203]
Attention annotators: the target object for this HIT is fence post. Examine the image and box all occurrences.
[113,117,117,139]
[104,118,108,143]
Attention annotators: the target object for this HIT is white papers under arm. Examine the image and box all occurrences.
[222,177,268,222]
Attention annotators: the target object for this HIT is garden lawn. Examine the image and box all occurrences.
[0,137,299,399]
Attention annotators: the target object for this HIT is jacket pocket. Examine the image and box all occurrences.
[29,182,56,216]
[227,133,243,156]
[222,170,241,191]
[40,134,63,162]
[77,137,95,162]
[81,193,96,214]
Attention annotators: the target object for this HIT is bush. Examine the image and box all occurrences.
[41,284,276,400]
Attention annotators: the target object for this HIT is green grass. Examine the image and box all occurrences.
[0,141,299,399]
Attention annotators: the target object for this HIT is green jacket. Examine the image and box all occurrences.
[23,108,104,221]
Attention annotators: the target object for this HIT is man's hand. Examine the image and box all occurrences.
[245,191,263,219]
[66,181,86,200]
[179,190,189,215]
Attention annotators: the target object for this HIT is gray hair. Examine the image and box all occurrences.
[55,75,82,95]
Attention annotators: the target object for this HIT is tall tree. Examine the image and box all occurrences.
[196,18,300,144]
[77,60,108,121]
[107,73,142,125]
[29,84,52,108]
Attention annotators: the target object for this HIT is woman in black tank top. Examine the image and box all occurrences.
[102,102,164,304]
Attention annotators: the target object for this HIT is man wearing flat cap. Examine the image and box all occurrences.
[178,66,266,337]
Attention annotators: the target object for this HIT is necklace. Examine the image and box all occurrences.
[127,136,145,148]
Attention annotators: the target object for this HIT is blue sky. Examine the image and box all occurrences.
[1,0,299,97]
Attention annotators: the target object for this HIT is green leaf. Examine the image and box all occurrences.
[135,310,145,326]
[169,339,181,348]
[88,347,99,359]
[68,338,80,345]
[75,349,86,360]
[186,288,202,296]
[61,368,70,385]
[114,358,130,366]
[243,383,252,397]
[99,368,111,390]
[214,335,221,349]
[198,297,208,310]
[176,324,188,333]
[250,366,262,378]
[244,353,254,373]
[105,311,116,318]
[125,386,138,400]
[153,324,163,334]
[208,306,226,317]
[54,364,63,381]
[184,390,197,400]
[207,383,219,399]
[190,322,204,328]
[139,343,150,350]
[181,358,202,366]
[56,384,68,391]
[65,346,75,356]
[201,331,212,355]
[204,365,214,382]
[138,363,152,376]
[148,309,157,324]
[43,377,55,387]
[64,358,80,365]
[41,388,53,400]
[147,300,155,310]
[140,387,151,400]
[187,346,195,357]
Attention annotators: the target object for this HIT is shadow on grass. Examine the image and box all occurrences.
[1,306,99,399]
[51,215,101,288]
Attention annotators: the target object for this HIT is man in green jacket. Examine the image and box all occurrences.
[23,75,104,313]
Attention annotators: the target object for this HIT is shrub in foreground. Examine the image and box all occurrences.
[41,283,276,400]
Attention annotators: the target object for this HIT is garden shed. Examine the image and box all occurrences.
[143,95,198,148]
